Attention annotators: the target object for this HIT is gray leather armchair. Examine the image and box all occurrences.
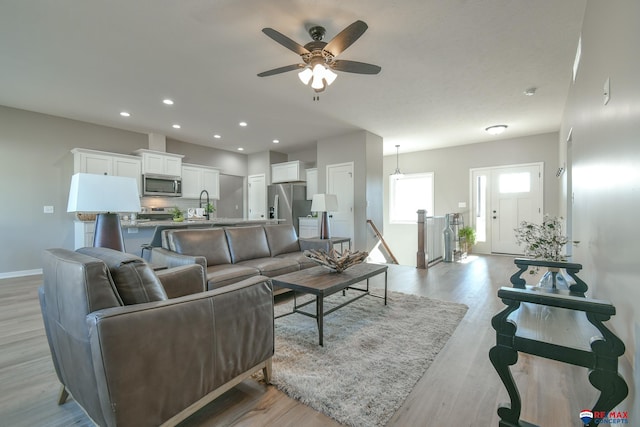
[39,247,274,427]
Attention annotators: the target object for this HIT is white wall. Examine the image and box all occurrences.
[316,130,383,252]
[560,0,639,411]
[383,132,560,266]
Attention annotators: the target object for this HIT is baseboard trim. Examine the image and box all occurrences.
[0,269,43,279]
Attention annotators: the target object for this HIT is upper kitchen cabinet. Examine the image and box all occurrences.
[134,149,183,176]
[181,163,220,199]
[305,168,318,200]
[271,160,306,184]
[72,148,142,194]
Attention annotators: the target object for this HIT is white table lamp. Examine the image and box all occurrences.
[311,194,339,239]
[67,173,141,251]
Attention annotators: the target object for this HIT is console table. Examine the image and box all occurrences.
[490,260,628,427]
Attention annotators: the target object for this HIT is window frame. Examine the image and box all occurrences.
[389,172,435,224]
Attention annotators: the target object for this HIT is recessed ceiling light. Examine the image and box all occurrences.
[172,124,181,129]
[237,147,244,151]
[213,134,221,139]
[120,111,130,117]
[524,87,537,96]
[272,139,280,144]
[485,125,508,135]
[163,99,174,105]
[239,121,247,127]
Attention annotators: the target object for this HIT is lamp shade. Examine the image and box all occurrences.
[67,173,141,213]
[311,194,338,212]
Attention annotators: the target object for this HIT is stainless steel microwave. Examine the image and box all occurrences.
[142,174,182,197]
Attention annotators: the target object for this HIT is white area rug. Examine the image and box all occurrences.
[271,290,468,427]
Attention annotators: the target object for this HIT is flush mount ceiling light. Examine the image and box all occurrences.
[163,99,174,105]
[391,144,403,176]
[213,134,221,139]
[172,124,181,129]
[119,111,130,117]
[239,121,247,127]
[272,139,280,144]
[485,125,508,135]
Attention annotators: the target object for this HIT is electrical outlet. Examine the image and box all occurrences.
[43,205,54,214]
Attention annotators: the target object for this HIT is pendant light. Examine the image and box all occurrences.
[391,144,403,176]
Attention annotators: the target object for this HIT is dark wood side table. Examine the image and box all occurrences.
[490,286,628,427]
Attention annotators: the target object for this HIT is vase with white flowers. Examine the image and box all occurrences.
[514,215,569,288]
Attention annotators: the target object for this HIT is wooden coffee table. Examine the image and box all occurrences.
[272,263,388,346]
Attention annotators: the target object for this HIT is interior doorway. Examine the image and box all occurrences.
[247,174,266,220]
[471,163,543,255]
[326,162,354,243]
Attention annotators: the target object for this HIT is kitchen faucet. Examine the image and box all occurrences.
[199,190,210,220]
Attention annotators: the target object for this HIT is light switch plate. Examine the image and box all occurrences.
[43,205,54,213]
[458,202,467,208]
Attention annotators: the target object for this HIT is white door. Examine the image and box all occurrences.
[327,162,354,242]
[248,174,266,220]
[471,163,543,254]
[490,164,543,254]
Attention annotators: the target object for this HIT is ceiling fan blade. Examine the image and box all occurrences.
[324,20,368,57]
[331,60,381,75]
[262,28,310,56]
[257,63,305,77]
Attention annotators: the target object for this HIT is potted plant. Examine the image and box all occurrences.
[205,202,215,217]
[170,206,184,222]
[458,226,476,255]
[514,215,568,287]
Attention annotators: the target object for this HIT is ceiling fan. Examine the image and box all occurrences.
[257,20,381,95]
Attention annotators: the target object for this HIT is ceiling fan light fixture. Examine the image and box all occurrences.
[298,67,313,85]
[324,67,337,85]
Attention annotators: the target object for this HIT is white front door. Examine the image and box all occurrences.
[247,174,266,220]
[490,164,543,254]
[326,162,354,242]
[471,163,543,255]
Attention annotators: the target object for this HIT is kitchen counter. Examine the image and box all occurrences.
[119,218,281,228]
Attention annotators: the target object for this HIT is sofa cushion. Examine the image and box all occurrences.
[205,264,260,290]
[225,226,271,263]
[237,257,300,277]
[264,224,301,256]
[166,228,232,266]
[77,247,167,305]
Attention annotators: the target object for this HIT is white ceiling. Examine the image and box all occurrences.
[0,0,586,156]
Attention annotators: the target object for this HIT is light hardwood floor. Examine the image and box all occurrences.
[0,255,603,426]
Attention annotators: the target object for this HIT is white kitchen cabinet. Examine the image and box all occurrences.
[72,148,142,194]
[305,168,318,200]
[181,163,220,199]
[271,160,306,183]
[298,217,320,238]
[135,149,183,176]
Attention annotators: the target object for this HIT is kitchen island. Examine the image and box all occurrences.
[74,218,283,258]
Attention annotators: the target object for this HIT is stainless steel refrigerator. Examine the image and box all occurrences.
[267,183,312,234]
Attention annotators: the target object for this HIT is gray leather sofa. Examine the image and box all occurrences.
[151,224,329,291]
[39,247,273,427]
